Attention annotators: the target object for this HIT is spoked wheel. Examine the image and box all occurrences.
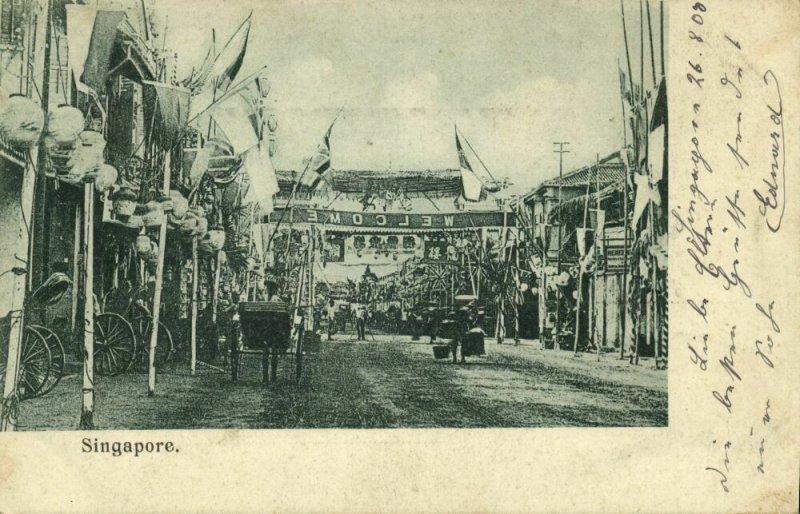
[132,316,174,372]
[27,325,65,397]
[94,312,136,376]
[0,326,52,400]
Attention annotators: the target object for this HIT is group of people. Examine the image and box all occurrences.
[409,303,486,363]
[325,300,368,341]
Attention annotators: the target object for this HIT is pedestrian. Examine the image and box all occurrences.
[355,303,367,341]
[451,306,472,364]
[327,299,336,341]
[427,306,441,344]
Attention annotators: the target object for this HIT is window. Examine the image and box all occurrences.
[0,0,24,46]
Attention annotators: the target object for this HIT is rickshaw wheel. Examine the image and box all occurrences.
[0,327,52,400]
[94,312,136,376]
[132,316,174,371]
[27,325,65,397]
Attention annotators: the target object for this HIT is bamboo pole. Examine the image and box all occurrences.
[0,151,39,431]
[514,243,520,345]
[190,235,199,375]
[595,154,601,362]
[572,171,593,355]
[147,153,171,396]
[80,183,96,428]
[71,203,81,332]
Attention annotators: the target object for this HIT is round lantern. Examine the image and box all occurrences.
[142,201,165,226]
[169,191,189,219]
[168,190,189,219]
[135,235,152,255]
[194,217,208,237]
[44,105,84,146]
[0,94,44,149]
[205,228,226,251]
[68,130,106,178]
[93,164,118,190]
[112,187,138,217]
[126,215,144,229]
[176,216,198,234]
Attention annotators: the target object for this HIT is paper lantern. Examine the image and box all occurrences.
[204,229,226,251]
[126,215,144,229]
[68,131,106,178]
[45,105,85,146]
[142,210,165,227]
[168,190,189,219]
[0,94,44,149]
[218,251,228,265]
[141,201,165,226]
[112,187,138,217]
[93,164,118,190]
[135,235,152,254]
[176,216,198,234]
[194,217,208,237]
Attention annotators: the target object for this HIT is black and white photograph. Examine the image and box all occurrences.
[0,0,669,431]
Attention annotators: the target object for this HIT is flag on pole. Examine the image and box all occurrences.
[455,128,483,201]
[183,34,216,92]
[65,4,98,94]
[80,10,128,93]
[301,120,336,189]
[141,81,191,150]
[242,142,279,214]
[201,77,262,154]
[189,13,252,119]
[631,172,661,227]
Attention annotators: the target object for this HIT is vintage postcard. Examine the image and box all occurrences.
[0,0,797,512]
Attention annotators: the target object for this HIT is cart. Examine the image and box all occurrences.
[95,282,173,375]
[232,301,295,383]
[0,273,70,400]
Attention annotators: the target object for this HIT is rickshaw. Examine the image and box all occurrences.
[0,273,71,400]
[231,301,301,383]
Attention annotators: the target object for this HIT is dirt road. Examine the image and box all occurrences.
[18,335,667,430]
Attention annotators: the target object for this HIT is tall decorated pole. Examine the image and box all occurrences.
[148,152,171,396]
[190,235,199,375]
[80,183,96,428]
[0,147,40,432]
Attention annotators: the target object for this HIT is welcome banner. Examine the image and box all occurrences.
[268,208,515,230]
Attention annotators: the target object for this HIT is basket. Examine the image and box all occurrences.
[432,345,451,359]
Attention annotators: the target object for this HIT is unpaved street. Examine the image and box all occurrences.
[18,335,667,430]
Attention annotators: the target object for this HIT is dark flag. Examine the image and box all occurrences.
[302,121,335,189]
[455,128,483,201]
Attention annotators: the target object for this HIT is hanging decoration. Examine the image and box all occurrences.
[0,94,45,149]
[112,187,138,217]
[44,105,85,146]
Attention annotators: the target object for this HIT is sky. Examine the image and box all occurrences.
[155,0,661,194]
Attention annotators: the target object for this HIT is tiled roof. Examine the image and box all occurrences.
[524,151,624,199]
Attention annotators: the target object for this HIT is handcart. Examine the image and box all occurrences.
[232,301,293,383]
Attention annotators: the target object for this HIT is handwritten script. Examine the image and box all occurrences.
[675,0,788,502]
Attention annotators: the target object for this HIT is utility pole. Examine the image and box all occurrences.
[553,142,569,349]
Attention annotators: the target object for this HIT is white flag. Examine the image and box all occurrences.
[242,142,279,214]
[65,5,98,93]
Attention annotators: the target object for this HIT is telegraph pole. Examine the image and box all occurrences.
[553,142,569,349]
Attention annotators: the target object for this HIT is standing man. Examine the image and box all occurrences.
[355,303,367,341]
[327,299,336,340]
